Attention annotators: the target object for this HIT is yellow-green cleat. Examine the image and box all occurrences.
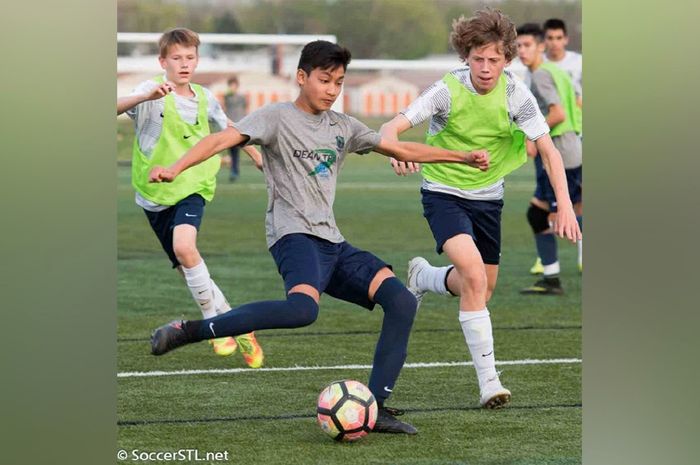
[236,332,264,368]
[209,337,238,356]
[529,257,544,275]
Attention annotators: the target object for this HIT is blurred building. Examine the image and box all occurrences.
[343,74,419,117]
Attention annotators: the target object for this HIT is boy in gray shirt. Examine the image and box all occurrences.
[148,40,489,435]
[516,23,583,294]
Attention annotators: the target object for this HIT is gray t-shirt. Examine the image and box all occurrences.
[234,102,382,248]
[531,69,582,169]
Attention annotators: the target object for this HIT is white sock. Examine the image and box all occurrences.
[210,280,231,315]
[543,261,560,277]
[577,240,583,267]
[416,263,453,296]
[182,261,217,319]
[459,308,498,390]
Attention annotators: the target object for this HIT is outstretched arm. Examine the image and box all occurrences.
[535,135,582,242]
[117,81,174,115]
[373,137,489,171]
[149,126,248,182]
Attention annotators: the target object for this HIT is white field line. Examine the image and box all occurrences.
[118,357,581,379]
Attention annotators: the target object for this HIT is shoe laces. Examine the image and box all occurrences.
[237,335,258,354]
[381,406,405,416]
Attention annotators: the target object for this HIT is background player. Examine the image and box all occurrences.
[117,28,264,367]
[516,23,582,295]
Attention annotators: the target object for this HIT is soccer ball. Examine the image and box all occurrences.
[316,379,378,442]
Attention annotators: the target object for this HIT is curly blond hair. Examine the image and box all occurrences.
[450,8,517,62]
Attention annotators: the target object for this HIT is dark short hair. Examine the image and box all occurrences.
[543,18,567,35]
[297,40,352,75]
[517,23,544,42]
[227,75,239,86]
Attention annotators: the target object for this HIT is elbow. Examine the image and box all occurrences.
[379,122,392,139]
[379,121,399,140]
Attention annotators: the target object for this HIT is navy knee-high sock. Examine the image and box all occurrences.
[535,233,558,266]
[184,292,319,342]
[368,277,417,406]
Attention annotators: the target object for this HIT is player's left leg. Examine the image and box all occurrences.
[325,247,418,434]
[442,235,511,409]
[367,268,418,434]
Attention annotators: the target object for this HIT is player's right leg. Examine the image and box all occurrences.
[151,234,322,355]
[521,198,564,295]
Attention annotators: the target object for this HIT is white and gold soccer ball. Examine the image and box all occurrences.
[316,379,378,442]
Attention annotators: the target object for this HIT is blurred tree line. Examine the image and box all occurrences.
[118,0,581,58]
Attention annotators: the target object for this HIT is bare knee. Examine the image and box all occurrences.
[173,241,200,268]
[458,267,487,297]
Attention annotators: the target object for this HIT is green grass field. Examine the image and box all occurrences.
[117,117,581,464]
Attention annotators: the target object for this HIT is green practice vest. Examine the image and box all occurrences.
[422,73,526,190]
[131,77,219,205]
[539,62,582,136]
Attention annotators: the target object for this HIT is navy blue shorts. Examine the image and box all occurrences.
[143,194,205,268]
[269,233,391,310]
[533,155,582,212]
[421,189,503,265]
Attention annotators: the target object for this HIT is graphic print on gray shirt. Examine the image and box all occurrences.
[530,69,582,169]
[234,102,382,248]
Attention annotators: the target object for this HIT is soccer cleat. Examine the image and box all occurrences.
[235,332,264,368]
[407,257,429,309]
[151,320,191,355]
[372,407,418,435]
[530,257,544,275]
[480,376,511,409]
[209,337,237,356]
[520,276,564,295]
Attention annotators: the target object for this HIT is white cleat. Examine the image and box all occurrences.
[479,376,511,409]
[407,257,429,309]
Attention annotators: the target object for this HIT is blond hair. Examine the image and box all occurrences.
[158,27,200,58]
